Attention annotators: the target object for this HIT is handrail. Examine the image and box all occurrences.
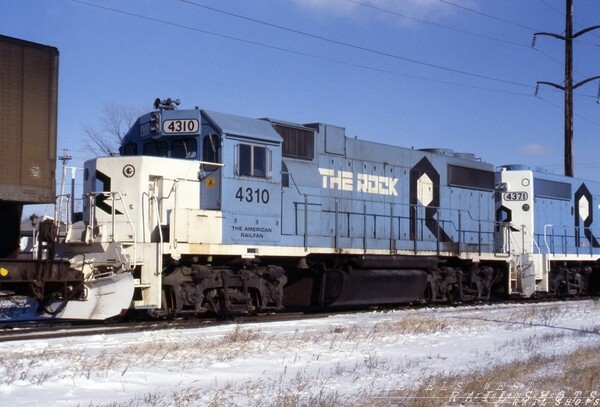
[85,191,137,270]
[292,192,498,254]
[499,223,539,256]
[152,195,163,245]
[543,224,553,253]
[533,225,600,256]
[522,224,541,254]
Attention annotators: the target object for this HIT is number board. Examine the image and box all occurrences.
[504,191,528,201]
[162,119,200,134]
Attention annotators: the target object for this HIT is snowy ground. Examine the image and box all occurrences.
[0,300,599,406]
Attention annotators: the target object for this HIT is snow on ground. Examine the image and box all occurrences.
[1,300,599,406]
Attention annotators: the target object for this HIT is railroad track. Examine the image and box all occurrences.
[0,306,380,342]
[0,318,218,342]
[0,311,325,342]
[0,297,595,342]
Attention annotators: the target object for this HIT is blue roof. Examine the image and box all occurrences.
[202,109,282,144]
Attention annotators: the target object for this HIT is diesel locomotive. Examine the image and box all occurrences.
[2,99,600,320]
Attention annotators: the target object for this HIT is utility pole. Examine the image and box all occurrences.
[58,149,72,229]
[533,0,600,177]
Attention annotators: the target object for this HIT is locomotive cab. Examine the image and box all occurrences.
[63,106,288,317]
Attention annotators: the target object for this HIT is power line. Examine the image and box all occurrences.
[70,0,600,124]
[69,1,344,61]
[351,0,600,51]
[434,0,543,31]
[537,0,564,17]
[70,0,537,96]
[180,0,533,89]
[180,0,599,110]
[344,0,574,73]
[344,0,530,49]
[537,94,600,127]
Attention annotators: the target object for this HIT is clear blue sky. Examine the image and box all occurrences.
[2,0,600,215]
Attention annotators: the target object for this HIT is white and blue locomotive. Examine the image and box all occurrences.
[11,99,600,319]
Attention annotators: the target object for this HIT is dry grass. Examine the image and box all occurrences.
[2,302,599,407]
[376,344,600,407]
[221,325,266,343]
[94,341,600,407]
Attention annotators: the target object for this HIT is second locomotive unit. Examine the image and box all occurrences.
[8,99,600,319]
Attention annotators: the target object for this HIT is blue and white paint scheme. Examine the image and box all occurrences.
[52,102,600,318]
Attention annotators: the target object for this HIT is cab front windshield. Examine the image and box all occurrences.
[122,138,198,159]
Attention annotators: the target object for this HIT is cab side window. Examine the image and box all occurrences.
[203,134,220,163]
[235,143,271,178]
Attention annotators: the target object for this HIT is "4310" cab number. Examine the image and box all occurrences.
[235,187,270,204]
